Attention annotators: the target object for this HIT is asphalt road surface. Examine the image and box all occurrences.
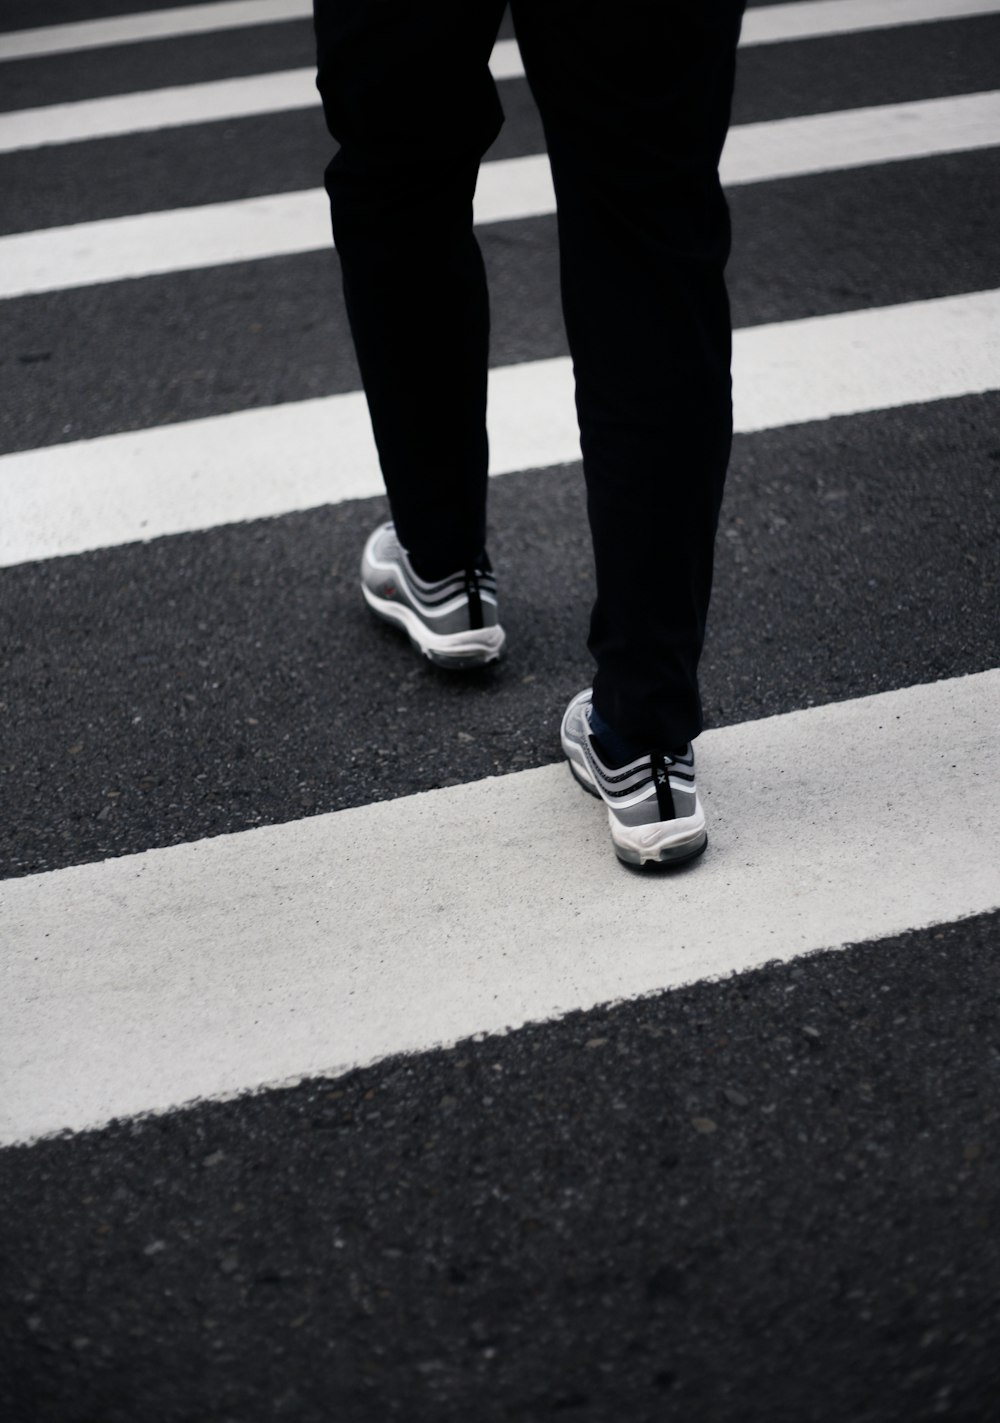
[2,2,1000,1421]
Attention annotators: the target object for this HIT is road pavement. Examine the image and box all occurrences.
[2,2,999,1419]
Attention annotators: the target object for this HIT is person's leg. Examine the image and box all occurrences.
[314,0,507,578]
[511,0,745,749]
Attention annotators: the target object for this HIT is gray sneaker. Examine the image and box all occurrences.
[360,522,506,668]
[560,688,707,867]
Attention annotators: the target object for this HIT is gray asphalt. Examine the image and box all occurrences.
[2,392,999,878]
[5,15,1000,234]
[4,152,999,453]
[3,913,1000,1422]
[7,12,999,119]
[2,4,999,1420]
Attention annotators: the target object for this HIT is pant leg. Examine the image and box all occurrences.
[313,0,507,576]
[510,0,745,747]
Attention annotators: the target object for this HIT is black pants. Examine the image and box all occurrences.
[314,0,745,747]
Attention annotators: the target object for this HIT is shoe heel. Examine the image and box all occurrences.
[615,831,708,869]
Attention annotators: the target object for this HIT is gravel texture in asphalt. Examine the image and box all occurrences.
[3,912,999,1423]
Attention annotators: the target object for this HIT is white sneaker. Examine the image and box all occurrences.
[560,689,707,867]
[360,522,506,669]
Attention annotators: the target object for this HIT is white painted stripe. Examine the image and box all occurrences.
[739,0,1000,45]
[3,0,997,63]
[732,289,1000,430]
[2,669,997,1147]
[0,47,516,152]
[0,67,319,152]
[0,1,312,61]
[721,91,1000,184]
[4,91,998,297]
[1,288,997,569]
[0,186,333,297]
[6,5,1000,154]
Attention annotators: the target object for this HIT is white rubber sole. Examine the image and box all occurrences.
[609,811,708,868]
[362,584,506,668]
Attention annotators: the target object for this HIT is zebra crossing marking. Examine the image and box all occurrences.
[0,66,321,153]
[2,287,996,569]
[3,90,998,294]
[0,52,519,153]
[2,0,997,63]
[3,668,997,1148]
[7,10,1000,155]
[740,0,1000,45]
[3,2,997,1147]
[0,1,313,62]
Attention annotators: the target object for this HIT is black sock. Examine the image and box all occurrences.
[587,704,645,768]
[588,704,687,766]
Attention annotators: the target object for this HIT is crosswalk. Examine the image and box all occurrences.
[9,0,1000,151]
[4,0,998,61]
[5,288,999,566]
[7,93,1000,292]
[6,668,998,1145]
[2,2,1000,1415]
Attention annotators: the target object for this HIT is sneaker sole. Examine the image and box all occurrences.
[362,584,506,668]
[612,824,708,869]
